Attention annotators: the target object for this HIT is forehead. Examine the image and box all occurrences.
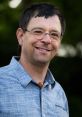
[27,15,61,33]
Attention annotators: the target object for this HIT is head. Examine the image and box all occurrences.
[19,3,65,36]
[16,3,66,66]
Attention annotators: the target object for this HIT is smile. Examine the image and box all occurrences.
[35,47,51,51]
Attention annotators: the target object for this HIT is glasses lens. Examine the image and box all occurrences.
[50,32,60,40]
[31,29,44,38]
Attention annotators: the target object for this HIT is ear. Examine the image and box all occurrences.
[16,28,24,46]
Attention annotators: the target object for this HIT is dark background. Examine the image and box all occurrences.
[0,0,82,116]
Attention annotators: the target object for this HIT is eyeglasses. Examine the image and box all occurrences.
[24,28,61,40]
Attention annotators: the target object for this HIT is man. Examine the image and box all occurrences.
[0,3,69,117]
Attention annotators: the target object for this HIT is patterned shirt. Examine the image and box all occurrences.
[0,56,69,117]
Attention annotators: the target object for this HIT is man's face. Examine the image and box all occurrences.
[17,15,62,66]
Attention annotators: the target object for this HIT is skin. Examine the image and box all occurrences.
[16,15,62,84]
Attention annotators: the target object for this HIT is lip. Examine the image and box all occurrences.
[35,47,51,51]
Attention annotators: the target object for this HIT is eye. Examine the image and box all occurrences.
[51,32,60,39]
[33,29,43,35]
[51,32,58,37]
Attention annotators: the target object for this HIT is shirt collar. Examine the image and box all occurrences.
[44,69,56,87]
[9,56,32,87]
[9,56,55,88]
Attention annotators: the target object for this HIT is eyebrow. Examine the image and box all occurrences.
[50,29,60,33]
[31,27,44,30]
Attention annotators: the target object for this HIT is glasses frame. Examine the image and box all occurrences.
[24,28,62,41]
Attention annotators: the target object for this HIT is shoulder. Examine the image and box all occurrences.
[0,65,10,77]
[0,56,19,79]
[0,63,18,87]
[54,81,67,99]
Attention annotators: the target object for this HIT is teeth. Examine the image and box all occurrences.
[40,48,46,50]
[36,47,50,51]
[39,48,49,51]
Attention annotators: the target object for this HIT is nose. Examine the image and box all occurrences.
[41,33,52,44]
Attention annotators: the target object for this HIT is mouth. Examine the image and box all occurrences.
[35,47,51,52]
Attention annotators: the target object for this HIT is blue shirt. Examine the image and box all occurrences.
[0,56,69,117]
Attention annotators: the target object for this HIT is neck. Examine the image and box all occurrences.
[19,57,49,84]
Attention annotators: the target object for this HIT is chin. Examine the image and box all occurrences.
[34,59,50,66]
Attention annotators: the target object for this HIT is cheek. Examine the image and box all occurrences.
[53,41,61,50]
